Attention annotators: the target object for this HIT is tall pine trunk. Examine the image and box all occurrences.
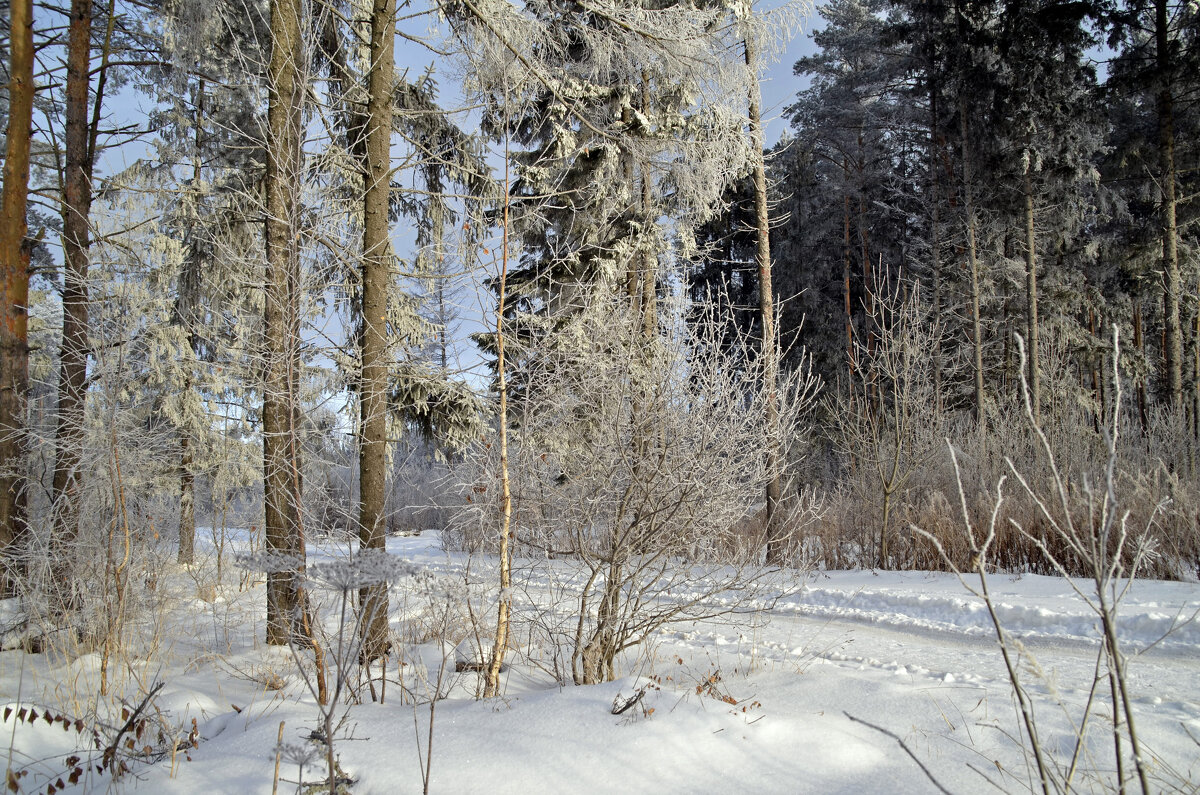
[357,0,396,663]
[1156,0,1182,412]
[744,32,782,565]
[264,0,305,646]
[52,0,97,590]
[0,0,34,593]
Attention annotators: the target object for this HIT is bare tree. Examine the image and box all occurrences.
[455,291,819,685]
[835,271,944,568]
[920,331,1164,794]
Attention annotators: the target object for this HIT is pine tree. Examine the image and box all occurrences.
[152,0,269,565]
[1105,0,1199,418]
[49,0,157,607]
[0,0,34,592]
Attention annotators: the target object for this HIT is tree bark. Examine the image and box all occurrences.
[843,186,854,385]
[357,0,397,663]
[176,86,205,567]
[1156,0,1182,412]
[264,0,305,646]
[960,102,985,430]
[0,0,34,593]
[1134,299,1149,434]
[1022,152,1040,426]
[52,0,97,588]
[484,131,514,699]
[929,89,943,411]
[744,32,783,566]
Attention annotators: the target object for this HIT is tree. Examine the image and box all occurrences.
[51,0,101,592]
[834,273,944,568]
[45,0,156,606]
[1105,0,1199,416]
[151,0,269,566]
[740,2,784,564]
[454,292,818,684]
[1155,0,1182,412]
[357,0,398,663]
[263,0,308,646]
[450,0,754,365]
[784,0,918,400]
[0,0,34,592]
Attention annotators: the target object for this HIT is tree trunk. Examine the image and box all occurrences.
[843,177,854,388]
[0,0,34,594]
[1134,299,1149,435]
[1193,281,1199,442]
[484,134,514,699]
[744,32,783,566]
[178,436,195,565]
[1156,0,1182,412]
[960,102,985,430]
[1022,153,1040,426]
[176,87,205,567]
[637,74,657,341]
[1089,307,1102,434]
[357,0,397,664]
[929,89,943,411]
[52,0,97,592]
[264,0,305,646]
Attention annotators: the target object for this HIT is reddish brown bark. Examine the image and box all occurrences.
[0,0,34,592]
[51,0,98,597]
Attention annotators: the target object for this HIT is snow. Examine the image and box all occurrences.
[2,531,1198,793]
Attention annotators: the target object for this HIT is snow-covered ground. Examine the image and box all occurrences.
[2,531,1198,793]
